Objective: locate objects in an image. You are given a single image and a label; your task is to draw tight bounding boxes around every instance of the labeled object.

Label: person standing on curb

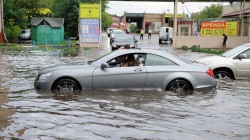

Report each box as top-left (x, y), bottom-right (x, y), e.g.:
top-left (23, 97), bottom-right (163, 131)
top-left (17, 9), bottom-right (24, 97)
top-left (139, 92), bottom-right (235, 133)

top-left (222, 33), bottom-right (227, 50)
top-left (148, 29), bottom-right (152, 39)
top-left (140, 29), bottom-right (144, 40)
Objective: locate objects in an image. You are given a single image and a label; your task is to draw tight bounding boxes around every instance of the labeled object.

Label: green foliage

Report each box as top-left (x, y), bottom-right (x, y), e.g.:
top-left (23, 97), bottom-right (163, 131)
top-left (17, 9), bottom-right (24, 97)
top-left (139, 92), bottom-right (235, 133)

top-left (3, 0), bottom-right (52, 29)
top-left (51, 0), bottom-right (109, 37)
top-left (192, 4), bottom-right (222, 19)
top-left (190, 45), bottom-right (224, 55)
top-left (0, 44), bottom-right (23, 51)
top-left (129, 24), bottom-right (136, 33)
top-left (63, 46), bottom-right (79, 57)
top-left (3, 0), bottom-right (29, 29)
top-left (5, 19), bottom-right (22, 39)
top-left (181, 45), bottom-right (188, 50)
top-left (102, 12), bottom-right (113, 29)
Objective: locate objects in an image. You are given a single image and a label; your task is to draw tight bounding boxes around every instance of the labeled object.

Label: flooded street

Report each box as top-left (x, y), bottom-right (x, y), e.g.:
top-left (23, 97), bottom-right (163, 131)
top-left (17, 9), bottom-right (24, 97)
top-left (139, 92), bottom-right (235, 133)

top-left (0, 33), bottom-right (250, 139)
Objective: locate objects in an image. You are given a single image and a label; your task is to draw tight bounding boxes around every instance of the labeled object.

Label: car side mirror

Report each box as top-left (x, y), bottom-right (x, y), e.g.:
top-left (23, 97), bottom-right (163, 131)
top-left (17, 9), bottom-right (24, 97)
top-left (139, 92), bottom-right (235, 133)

top-left (239, 53), bottom-right (246, 59)
top-left (135, 40), bottom-right (138, 43)
top-left (100, 63), bottom-right (109, 70)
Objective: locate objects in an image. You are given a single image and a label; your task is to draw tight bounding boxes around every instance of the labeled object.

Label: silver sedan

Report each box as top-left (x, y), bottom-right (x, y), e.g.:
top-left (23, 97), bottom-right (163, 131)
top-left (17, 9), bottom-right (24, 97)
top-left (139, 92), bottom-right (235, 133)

top-left (34, 49), bottom-right (217, 94)
top-left (195, 43), bottom-right (250, 80)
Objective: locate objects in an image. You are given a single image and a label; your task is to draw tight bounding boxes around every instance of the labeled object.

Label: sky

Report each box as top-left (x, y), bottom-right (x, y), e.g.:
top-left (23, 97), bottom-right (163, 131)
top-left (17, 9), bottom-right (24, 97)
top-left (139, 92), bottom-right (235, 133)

top-left (107, 1), bottom-right (230, 17)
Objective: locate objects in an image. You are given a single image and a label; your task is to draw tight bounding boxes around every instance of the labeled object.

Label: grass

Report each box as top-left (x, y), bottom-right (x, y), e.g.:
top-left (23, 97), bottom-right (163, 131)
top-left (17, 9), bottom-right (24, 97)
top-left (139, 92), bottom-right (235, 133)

top-left (0, 40), bottom-right (81, 57)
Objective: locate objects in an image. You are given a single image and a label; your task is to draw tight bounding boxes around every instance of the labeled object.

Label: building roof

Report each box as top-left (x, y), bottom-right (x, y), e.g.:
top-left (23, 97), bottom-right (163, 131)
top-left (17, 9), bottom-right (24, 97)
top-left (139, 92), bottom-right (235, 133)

top-left (31, 17), bottom-right (64, 27)
top-left (223, 8), bottom-right (250, 18)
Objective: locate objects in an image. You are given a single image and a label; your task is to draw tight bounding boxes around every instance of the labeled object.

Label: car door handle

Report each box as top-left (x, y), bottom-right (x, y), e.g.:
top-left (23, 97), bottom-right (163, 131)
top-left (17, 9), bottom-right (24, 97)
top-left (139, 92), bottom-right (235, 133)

top-left (134, 68), bottom-right (143, 72)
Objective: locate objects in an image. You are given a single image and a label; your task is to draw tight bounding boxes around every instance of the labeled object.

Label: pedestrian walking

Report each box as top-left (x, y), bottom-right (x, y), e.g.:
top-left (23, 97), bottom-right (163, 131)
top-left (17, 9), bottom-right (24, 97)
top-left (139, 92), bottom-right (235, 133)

top-left (222, 33), bottom-right (227, 50)
top-left (140, 29), bottom-right (144, 40)
top-left (148, 29), bottom-right (152, 39)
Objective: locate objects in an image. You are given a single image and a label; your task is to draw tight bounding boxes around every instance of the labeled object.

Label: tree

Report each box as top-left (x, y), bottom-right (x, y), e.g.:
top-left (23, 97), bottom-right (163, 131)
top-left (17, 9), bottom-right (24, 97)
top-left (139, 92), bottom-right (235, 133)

top-left (3, 0), bottom-right (28, 29)
top-left (3, 0), bottom-right (52, 29)
top-left (51, 0), bottom-right (112, 37)
top-left (192, 4), bottom-right (222, 19)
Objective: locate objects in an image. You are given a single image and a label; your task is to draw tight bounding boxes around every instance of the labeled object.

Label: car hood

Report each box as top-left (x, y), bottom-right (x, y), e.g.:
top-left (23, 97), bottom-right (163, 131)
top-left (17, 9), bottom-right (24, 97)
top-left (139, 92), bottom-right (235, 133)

top-left (195, 55), bottom-right (228, 64)
top-left (115, 42), bottom-right (133, 45)
top-left (38, 63), bottom-right (93, 74)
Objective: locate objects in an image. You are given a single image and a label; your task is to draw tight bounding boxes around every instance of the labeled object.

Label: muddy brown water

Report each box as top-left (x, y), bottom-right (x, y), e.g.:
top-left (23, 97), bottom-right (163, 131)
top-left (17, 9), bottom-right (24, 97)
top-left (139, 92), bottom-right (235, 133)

top-left (0, 34), bottom-right (250, 139)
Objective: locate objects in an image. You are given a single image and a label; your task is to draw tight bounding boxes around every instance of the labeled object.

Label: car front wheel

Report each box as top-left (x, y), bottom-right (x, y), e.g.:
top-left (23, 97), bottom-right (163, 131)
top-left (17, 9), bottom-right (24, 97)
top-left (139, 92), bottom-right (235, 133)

top-left (214, 71), bottom-right (231, 80)
top-left (52, 78), bottom-right (81, 94)
top-left (167, 79), bottom-right (193, 94)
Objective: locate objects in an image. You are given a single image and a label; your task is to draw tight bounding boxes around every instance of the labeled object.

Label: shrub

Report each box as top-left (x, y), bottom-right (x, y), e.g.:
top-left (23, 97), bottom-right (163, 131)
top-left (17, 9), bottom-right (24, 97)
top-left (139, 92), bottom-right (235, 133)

top-left (5, 19), bottom-right (22, 39)
top-left (181, 45), bottom-right (188, 50)
top-left (63, 46), bottom-right (79, 57)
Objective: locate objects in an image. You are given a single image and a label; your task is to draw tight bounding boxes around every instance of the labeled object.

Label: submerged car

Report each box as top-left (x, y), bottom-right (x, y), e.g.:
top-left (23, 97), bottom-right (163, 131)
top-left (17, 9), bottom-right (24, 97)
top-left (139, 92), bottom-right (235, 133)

top-left (195, 43), bottom-right (250, 80)
top-left (34, 49), bottom-right (217, 94)
top-left (111, 34), bottom-right (138, 51)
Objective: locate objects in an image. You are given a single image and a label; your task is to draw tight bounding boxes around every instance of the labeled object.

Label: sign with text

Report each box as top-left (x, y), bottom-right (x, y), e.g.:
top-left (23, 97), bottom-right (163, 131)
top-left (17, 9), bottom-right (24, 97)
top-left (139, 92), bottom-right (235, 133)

top-left (201, 22), bottom-right (238, 36)
top-left (79, 4), bottom-right (100, 18)
top-left (165, 14), bottom-right (184, 18)
top-left (80, 19), bottom-right (100, 43)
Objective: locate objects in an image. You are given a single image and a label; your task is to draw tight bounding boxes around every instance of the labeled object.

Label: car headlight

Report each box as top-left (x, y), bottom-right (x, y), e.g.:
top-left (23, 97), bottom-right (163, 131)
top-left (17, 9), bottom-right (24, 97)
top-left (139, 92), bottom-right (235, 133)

top-left (39, 72), bottom-right (52, 80)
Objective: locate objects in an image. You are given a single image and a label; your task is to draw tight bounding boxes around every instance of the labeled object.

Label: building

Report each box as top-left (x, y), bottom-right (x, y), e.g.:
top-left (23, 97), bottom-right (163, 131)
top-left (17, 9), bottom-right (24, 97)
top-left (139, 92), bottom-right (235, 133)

top-left (31, 17), bottom-right (64, 44)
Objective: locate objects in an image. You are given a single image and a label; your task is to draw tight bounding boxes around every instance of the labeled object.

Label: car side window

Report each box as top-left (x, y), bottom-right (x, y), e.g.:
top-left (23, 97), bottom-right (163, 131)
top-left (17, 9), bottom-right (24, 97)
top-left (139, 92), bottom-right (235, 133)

top-left (107, 53), bottom-right (142, 68)
top-left (145, 54), bottom-right (177, 66)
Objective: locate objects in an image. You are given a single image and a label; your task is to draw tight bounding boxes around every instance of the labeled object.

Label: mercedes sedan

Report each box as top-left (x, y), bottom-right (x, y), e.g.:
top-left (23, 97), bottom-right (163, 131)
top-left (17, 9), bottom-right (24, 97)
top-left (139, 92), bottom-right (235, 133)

top-left (195, 43), bottom-right (250, 80)
top-left (34, 49), bottom-right (217, 94)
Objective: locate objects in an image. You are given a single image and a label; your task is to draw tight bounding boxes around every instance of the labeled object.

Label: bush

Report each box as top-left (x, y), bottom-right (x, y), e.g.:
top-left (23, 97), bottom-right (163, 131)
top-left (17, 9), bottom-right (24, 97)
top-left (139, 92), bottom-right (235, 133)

top-left (181, 45), bottom-right (188, 50)
top-left (5, 25), bottom-right (22, 39)
top-left (190, 45), bottom-right (224, 55)
top-left (5, 19), bottom-right (22, 39)
top-left (63, 46), bottom-right (79, 57)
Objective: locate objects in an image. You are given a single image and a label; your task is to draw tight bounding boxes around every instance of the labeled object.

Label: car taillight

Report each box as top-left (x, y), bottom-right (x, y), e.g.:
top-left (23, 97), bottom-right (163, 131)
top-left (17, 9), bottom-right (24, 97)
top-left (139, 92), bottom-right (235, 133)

top-left (206, 69), bottom-right (214, 77)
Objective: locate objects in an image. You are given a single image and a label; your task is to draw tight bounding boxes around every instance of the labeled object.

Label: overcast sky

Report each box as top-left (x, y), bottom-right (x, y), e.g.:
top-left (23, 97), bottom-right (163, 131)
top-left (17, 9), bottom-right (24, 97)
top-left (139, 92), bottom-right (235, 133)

top-left (107, 2), bottom-right (230, 16)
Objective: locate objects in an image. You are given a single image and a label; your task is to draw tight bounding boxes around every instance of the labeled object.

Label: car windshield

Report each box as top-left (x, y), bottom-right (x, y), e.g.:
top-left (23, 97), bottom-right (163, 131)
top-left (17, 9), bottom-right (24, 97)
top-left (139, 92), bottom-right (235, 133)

top-left (115, 36), bottom-right (133, 43)
top-left (89, 51), bottom-right (118, 65)
top-left (221, 45), bottom-right (248, 58)
top-left (112, 30), bottom-right (124, 34)
top-left (22, 30), bottom-right (30, 33)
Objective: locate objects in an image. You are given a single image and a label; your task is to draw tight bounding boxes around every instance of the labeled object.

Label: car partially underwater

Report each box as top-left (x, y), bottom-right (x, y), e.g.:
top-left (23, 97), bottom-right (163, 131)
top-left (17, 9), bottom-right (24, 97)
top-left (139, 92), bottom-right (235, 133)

top-left (34, 49), bottom-right (217, 94)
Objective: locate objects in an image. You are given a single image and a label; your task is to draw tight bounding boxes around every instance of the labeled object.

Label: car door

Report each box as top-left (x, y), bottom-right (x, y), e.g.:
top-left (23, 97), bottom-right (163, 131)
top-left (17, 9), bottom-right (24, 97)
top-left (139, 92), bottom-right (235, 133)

top-left (143, 54), bottom-right (179, 90)
top-left (236, 49), bottom-right (250, 79)
top-left (92, 53), bottom-right (147, 90)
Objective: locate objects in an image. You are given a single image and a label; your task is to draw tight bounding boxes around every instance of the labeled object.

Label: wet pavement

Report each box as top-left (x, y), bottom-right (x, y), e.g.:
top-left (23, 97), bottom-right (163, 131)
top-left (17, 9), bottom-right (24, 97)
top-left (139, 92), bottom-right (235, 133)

top-left (0, 33), bottom-right (250, 139)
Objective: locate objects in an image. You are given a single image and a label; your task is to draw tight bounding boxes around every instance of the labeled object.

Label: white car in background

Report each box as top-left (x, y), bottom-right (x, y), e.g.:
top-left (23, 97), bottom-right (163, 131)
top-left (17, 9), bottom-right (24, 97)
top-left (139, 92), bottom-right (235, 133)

top-left (195, 43), bottom-right (250, 80)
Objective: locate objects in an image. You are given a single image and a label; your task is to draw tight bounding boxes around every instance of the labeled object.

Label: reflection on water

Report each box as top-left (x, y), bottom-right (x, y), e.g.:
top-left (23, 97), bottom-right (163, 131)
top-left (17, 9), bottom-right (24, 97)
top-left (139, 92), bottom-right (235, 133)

top-left (0, 48), bottom-right (250, 140)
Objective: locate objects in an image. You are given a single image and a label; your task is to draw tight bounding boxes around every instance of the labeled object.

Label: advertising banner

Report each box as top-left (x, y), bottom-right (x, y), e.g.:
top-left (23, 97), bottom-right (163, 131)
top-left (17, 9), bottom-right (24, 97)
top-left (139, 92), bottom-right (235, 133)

top-left (201, 22), bottom-right (238, 36)
top-left (80, 19), bottom-right (100, 43)
top-left (79, 4), bottom-right (100, 18)
top-left (226, 22), bottom-right (238, 36)
top-left (165, 14), bottom-right (184, 18)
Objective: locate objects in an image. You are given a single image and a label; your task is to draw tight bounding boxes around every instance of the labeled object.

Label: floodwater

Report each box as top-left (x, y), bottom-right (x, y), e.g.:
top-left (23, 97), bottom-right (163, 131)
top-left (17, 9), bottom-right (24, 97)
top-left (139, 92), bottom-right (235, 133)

top-left (0, 34), bottom-right (250, 140)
